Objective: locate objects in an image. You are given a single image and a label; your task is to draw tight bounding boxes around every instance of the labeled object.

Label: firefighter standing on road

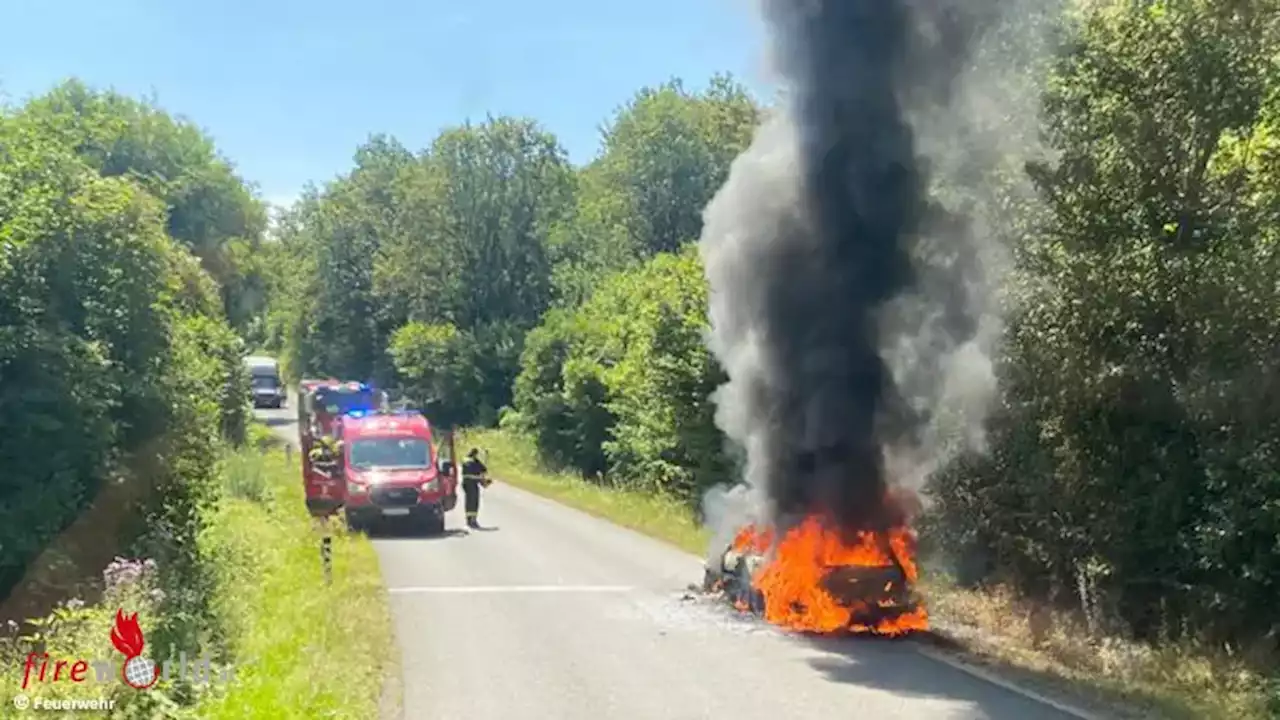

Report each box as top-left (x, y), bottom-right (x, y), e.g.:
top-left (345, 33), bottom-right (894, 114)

top-left (461, 448), bottom-right (489, 529)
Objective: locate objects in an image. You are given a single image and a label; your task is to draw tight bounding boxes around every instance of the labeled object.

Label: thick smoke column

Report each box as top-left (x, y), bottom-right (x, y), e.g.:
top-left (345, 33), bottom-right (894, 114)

top-left (700, 0), bottom-right (1046, 552)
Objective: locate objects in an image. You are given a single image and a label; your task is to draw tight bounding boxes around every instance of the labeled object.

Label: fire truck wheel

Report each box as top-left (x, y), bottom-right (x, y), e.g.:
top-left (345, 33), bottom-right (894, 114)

top-left (419, 512), bottom-right (446, 536)
top-left (344, 511), bottom-right (365, 534)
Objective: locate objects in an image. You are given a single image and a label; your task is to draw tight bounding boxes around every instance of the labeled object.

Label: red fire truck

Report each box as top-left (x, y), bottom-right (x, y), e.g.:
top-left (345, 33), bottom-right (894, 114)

top-left (335, 409), bottom-right (458, 534)
top-left (297, 378), bottom-right (337, 442)
top-left (298, 380), bottom-right (387, 518)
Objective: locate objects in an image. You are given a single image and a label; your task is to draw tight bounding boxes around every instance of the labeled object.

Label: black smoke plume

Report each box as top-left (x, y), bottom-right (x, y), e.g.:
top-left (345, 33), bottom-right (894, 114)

top-left (699, 0), bottom-right (1027, 545)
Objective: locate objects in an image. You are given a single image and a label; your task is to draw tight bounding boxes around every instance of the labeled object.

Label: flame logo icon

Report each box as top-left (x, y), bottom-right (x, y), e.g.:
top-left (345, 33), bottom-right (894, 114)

top-left (110, 609), bottom-right (158, 690)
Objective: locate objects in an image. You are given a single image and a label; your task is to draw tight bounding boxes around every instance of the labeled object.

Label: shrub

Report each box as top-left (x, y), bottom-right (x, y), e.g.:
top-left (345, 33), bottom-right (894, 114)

top-left (513, 247), bottom-right (730, 502)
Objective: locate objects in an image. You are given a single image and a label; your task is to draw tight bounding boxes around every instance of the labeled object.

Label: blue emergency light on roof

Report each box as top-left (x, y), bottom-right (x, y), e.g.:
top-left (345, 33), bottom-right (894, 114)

top-left (343, 407), bottom-right (418, 419)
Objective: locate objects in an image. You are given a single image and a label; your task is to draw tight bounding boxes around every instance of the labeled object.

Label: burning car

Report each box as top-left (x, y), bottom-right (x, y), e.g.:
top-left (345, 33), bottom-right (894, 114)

top-left (703, 490), bottom-right (928, 636)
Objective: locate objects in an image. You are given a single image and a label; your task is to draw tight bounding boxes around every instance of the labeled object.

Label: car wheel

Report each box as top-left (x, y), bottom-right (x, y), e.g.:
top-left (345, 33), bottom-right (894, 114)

top-left (421, 511), bottom-right (446, 536)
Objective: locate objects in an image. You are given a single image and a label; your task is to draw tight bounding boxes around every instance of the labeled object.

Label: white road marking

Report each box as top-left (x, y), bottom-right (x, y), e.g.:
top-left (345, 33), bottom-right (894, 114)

top-left (914, 646), bottom-right (1105, 720)
top-left (388, 584), bottom-right (635, 595)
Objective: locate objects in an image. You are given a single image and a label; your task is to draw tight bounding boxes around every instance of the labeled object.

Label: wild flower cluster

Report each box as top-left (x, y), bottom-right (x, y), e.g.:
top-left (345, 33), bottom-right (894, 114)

top-left (103, 557), bottom-right (164, 604)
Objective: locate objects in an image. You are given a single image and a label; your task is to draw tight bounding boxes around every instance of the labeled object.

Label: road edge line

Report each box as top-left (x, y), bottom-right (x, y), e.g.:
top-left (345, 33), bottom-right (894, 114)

top-left (914, 644), bottom-right (1107, 720)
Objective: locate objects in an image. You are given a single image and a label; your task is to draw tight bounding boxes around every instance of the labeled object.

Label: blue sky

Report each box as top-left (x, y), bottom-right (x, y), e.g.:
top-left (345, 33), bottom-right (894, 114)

top-left (1, 0), bottom-right (768, 208)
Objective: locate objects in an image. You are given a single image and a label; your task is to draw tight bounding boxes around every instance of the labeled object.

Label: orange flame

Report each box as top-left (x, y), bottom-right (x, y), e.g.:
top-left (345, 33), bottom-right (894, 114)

top-left (110, 609), bottom-right (145, 658)
top-left (731, 493), bottom-right (929, 636)
top-left (731, 524), bottom-right (774, 554)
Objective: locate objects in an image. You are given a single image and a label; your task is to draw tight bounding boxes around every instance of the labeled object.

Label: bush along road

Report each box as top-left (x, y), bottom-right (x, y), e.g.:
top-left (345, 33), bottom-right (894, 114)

top-left (0, 426), bottom-right (393, 720)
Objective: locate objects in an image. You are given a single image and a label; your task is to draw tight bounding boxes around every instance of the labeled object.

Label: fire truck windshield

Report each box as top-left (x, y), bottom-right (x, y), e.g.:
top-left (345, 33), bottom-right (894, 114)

top-left (349, 438), bottom-right (432, 470)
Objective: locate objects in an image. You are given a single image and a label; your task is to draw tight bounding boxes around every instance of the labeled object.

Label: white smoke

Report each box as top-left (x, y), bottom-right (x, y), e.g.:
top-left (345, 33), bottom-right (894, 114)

top-left (878, 0), bottom-right (1058, 501)
top-left (699, 110), bottom-right (808, 564)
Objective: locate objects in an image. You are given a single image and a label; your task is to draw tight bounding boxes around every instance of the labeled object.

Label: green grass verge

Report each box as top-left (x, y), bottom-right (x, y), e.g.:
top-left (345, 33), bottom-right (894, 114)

top-left (195, 447), bottom-right (392, 719)
top-left (461, 427), bottom-right (710, 555)
top-left (458, 427), bottom-right (1277, 720)
top-left (0, 440), bottom-right (393, 720)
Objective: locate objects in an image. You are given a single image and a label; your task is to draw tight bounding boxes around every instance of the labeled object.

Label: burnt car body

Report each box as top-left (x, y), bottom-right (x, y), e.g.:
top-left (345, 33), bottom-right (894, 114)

top-left (702, 535), bottom-right (922, 631)
top-left (703, 545), bottom-right (768, 613)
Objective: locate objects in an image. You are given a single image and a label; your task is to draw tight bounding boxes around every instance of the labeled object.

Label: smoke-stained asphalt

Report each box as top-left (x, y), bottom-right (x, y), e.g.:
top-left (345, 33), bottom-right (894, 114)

top-left (259, 403), bottom-right (1092, 720)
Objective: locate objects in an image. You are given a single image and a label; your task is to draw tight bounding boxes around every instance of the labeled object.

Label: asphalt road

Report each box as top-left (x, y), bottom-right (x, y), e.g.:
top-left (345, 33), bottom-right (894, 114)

top-left (256, 402), bottom-right (1086, 720)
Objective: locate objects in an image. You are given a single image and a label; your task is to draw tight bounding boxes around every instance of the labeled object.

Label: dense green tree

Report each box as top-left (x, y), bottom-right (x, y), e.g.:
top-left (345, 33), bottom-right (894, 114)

top-left (549, 75), bottom-right (760, 305)
top-left (513, 247), bottom-right (729, 500)
top-left (928, 0), bottom-right (1280, 649)
top-left (512, 307), bottom-right (615, 477)
top-left (380, 117), bottom-right (575, 331)
top-left (388, 321), bottom-right (481, 430)
top-left (265, 119), bottom-right (574, 422)
top-left (267, 136), bottom-right (414, 383)
top-left (14, 80), bottom-right (269, 331)
top-left (0, 95), bottom-right (249, 612)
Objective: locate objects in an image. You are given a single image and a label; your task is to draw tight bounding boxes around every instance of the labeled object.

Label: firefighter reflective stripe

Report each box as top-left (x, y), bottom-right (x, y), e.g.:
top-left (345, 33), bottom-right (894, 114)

top-left (309, 436), bottom-right (342, 463)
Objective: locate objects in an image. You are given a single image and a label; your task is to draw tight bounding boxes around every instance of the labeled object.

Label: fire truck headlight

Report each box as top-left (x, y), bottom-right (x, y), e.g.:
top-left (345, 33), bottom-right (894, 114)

top-left (347, 482), bottom-right (368, 495)
top-left (420, 479), bottom-right (438, 492)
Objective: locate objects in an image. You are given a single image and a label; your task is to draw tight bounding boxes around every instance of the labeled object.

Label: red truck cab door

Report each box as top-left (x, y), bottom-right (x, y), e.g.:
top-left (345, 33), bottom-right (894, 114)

top-left (300, 384), bottom-right (346, 518)
top-left (304, 446), bottom-right (347, 519)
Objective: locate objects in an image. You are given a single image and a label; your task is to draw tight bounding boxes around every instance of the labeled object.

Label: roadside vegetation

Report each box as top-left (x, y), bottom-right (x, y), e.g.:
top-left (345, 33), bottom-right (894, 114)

top-left (193, 436), bottom-right (391, 720)
top-left (0, 81), bottom-right (389, 718)
top-left (5, 0), bottom-right (1280, 718)
top-left (0, 433), bottom-right (392, 719)
top-left (462, 428), bottom-right (710, 555)
top-left (0, 79), bottom-right (261, 626)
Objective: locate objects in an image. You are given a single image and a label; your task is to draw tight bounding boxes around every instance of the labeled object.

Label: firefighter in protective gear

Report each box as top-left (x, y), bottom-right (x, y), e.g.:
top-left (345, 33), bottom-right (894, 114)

top-left (309, 436), bottom-right (343, 473)
top-left (461, 448), bottom-right (489, 529)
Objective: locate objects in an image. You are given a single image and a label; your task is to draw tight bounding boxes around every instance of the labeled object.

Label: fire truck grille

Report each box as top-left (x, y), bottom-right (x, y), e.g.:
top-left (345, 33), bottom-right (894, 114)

top-left (371, 486), bottom-right (419, 508)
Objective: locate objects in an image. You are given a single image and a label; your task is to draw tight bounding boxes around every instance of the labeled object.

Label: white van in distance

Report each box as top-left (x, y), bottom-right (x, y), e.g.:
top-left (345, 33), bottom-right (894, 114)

top-left (245, 356), bottom-right (285, 409)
